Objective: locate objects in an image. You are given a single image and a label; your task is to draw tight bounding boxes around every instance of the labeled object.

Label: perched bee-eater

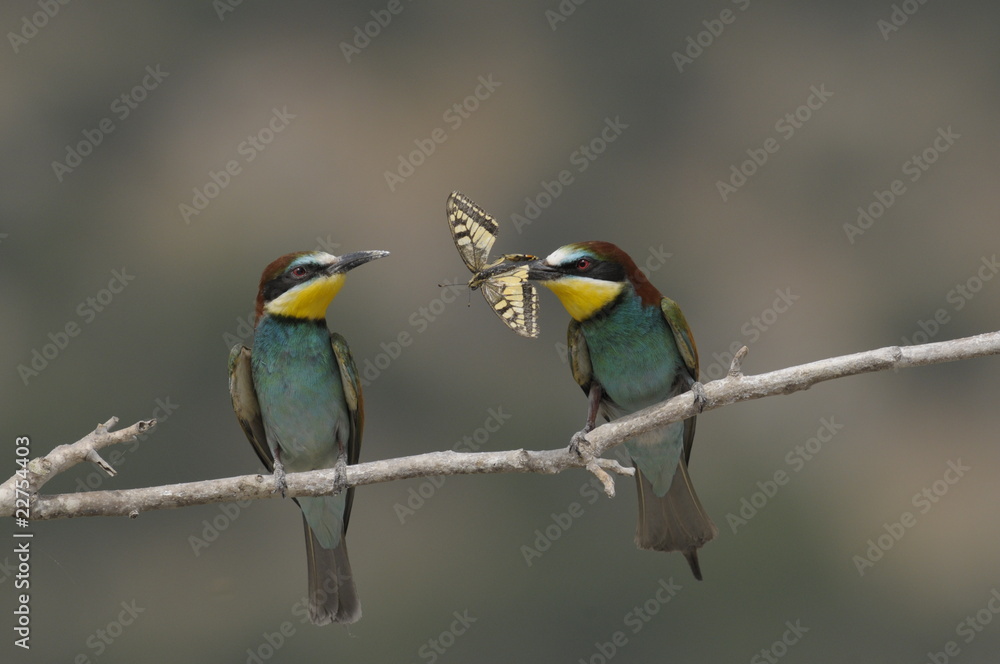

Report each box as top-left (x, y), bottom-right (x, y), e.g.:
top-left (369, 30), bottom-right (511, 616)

top-left (527, 242), bottom-right (718, 579)
top-left (228, 249), bottom-right (388, 624)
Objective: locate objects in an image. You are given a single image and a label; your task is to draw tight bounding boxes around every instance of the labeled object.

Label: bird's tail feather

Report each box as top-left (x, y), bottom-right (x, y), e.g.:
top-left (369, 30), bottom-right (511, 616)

top-left (634, 459), bottom-right (718, 580)
top-left (303, 516), bottom-right (361, 625)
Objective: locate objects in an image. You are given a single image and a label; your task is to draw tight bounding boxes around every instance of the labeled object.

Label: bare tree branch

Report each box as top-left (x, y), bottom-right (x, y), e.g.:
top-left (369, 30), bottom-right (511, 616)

top-left (4, 331), bottom-right (999, 521)
top-left (583, 330), bottom-right (1000, 460)
top-left (0, 417), bottom-right (154, 511)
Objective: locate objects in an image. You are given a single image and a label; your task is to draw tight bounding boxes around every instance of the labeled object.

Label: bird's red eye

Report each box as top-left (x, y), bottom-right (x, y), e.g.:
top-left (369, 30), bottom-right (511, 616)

top-left (575, 258), bottom-right (591, 270)
top-left (290, 266), bottom-right (308, 278)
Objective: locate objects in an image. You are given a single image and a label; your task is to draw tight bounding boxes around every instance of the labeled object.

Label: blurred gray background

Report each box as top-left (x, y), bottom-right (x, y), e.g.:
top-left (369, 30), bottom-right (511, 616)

top-left (3, 1), bottom-right (999, 662)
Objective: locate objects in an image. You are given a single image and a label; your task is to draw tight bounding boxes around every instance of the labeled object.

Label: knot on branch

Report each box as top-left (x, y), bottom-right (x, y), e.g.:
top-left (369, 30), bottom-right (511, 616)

top-left (891, 346), bottom-right (904, 363)
top-left (27, 457), bottom-right (52, 479)
top-left (8, 329), bottom-right (1000, 520)
top-left (727, 345), bottom-right (749, 378)
top-left (584, 457), bottom-right (634, 498)
top-left (94, 416), bottom-right (119, 436)
top-left (86, 449), bottom-right (117, 477)
top-left (566, 430), bottom-right (634, 498)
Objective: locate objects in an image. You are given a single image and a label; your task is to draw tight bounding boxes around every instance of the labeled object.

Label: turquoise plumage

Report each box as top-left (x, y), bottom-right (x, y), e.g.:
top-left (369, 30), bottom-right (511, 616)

top-left (529, 242), bottom-right (718, 579)
top-left (229, 249), bottom-right (386, 624)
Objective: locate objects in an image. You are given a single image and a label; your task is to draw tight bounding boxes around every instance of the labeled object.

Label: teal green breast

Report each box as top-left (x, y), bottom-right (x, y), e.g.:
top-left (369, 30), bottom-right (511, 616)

top-left (581, 294), bottom-right (682, 410)
top-left (251, 315), bottom-right (349, 548)
top-left (580, 293), bottom-right (686, 495)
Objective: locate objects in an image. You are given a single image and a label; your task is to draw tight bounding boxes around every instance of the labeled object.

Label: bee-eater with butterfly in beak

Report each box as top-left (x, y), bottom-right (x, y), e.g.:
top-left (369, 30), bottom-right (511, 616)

top-left (527, 242), bottom-right (718, 580)
top-left (228, 249), bottom-right (388, 624)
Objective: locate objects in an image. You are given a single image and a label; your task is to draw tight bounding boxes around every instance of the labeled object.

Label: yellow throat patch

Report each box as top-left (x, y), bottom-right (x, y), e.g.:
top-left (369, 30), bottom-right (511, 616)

top-left (264, 273), bottom-right (346, 320)
top-left (542, 276), bottom-right (624, 322)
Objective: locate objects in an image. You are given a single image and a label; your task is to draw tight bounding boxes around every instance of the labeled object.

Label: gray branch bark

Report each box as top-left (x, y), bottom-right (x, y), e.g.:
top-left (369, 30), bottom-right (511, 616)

top-left (4, 330), bottom-right (999, 521)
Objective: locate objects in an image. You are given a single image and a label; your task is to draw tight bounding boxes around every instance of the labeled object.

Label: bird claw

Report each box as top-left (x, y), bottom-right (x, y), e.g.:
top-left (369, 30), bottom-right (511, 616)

top-left (691, 381), bottom-right (708, 413)
top-left (272, 460), bottom-right (288, 498)
top-left (569, 428), bottom-right (594, 458)
top-left (332, 458), bottom-right (349, 496)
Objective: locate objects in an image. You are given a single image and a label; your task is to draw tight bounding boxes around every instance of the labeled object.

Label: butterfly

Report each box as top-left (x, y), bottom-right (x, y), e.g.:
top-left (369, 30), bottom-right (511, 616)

top-left (445, 191), bottom-right (540, 338)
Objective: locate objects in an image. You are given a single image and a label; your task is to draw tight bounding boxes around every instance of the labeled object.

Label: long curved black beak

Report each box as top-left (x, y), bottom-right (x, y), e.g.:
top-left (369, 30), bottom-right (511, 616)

top-left (326, 250), bottom-right (390, 275)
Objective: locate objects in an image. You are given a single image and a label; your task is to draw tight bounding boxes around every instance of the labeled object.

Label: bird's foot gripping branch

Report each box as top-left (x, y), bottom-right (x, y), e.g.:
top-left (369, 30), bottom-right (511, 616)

top-left (4, 330), bottom-right (1000, 522)
top-left (0, 422), bottom-right (637, 522)
top-left (4, 329), bottom-right (1000, 635)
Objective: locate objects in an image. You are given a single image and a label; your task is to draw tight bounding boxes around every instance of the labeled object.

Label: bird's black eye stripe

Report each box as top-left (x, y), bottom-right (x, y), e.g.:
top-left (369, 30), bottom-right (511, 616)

top-left (559, 257), bottom-right (625, 282)
top-left (262, 263), bottom-right (321, 301)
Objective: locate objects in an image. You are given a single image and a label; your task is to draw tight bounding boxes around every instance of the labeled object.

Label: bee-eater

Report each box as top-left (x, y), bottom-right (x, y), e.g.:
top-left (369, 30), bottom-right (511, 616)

top-left (228, 249), bottom-right (388, 624)
top-left (526, 242), bottom-right (718, 579)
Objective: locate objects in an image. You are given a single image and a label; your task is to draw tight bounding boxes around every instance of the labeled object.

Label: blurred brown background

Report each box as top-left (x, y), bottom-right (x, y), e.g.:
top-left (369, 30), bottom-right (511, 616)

top-left (3, 1), bottom-right (999, 662)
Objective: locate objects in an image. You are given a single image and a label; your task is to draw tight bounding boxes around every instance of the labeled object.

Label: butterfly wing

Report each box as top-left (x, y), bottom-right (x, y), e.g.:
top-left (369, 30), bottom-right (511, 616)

top-left (478, 264), bottom-right (540, 338)
top-left (446, 191), bottom-right (539, 337)
top-left (446, 191), bottom-right (498, 273)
